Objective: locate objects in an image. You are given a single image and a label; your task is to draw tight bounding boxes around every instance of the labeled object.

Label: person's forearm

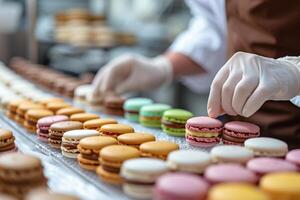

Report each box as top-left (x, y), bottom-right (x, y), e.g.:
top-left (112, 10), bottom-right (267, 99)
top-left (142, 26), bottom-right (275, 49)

top-left (165, 52), bottom-right (206, 77)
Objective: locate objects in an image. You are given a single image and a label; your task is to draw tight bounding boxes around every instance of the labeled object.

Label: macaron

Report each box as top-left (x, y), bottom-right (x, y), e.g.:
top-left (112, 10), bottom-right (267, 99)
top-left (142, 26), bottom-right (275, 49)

top-left (6, 99), bottom-right (29, 120)
top-left (154, 173), bottom-right (209, 200)
top-left (139, 141), bottom-right (179, 160)
top-left (286, 149), bottom-right (300, 170)
top-left (210, 145), bottom-right (254, 164)
top-left (77, 136), bottom-right (118, 171)
top-left (0, 129), bottom-right (17, 153)
top-left (121, 158), bottom-right (169, 199)
top-left (24, 109), bottom-right (54, 133)
top-left (103, 95), bottom-right (125, 116)
top-left (204, 163), bottom-right (258, 184)
top-left (139, 103), bottom-right (171, 128)
top-left (100, 124), bottom-right (134, 138)
top-left (260, 172), bottom-right (300, 200)
top-left (36, 115), bottom-right (69, 142)
top-left (162, 109), bottom-right (193, 137)
top-left (48, 121), bottom-right (83, 149)
top-left (61, 129), bottom-right (100, 158)
top-left (25, 188), bottom-right (80, 200)
top-left (166, 150), bottom-right (211, 174)
top-left (0, 153), bottom-right (47, 199)
top-left (117, 133), bottom-right (156, 149)
top-left (247, 157), bottom-right (297, 176)
top-left (223, 121), bottom-right (260, 145)
top-left (46, 102), bottom-right (71, 113)
top-left (38, 97), bottom-right (64, 106)
top-left (208, 183), bottom-right (269, 200)
top-left (185, 116), bottom-right (222, 147)
top-left (56, 107), bottom-right (85, 117)
top-left (16, 103), bottom-right (44, 124)
top-left (244, 137), bottom-right (288, 157)
top-left (97, 145), bottom-right (140, 184)
top-left (70, 113), bottom-right (99, 123)
top-left (83, 118), bottom-right (118, 132)
top-left (123, 98), bottom-right (153, 122)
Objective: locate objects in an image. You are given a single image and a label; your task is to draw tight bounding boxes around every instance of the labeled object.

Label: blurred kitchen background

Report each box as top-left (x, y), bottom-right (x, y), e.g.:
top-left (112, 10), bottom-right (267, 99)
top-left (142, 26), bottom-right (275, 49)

top-left (0, 0), bottom-right (208, 115)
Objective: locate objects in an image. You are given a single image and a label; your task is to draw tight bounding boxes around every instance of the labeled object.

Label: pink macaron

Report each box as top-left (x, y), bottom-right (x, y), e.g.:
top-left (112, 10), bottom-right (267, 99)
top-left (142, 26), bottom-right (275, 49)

top-left (247, 157), bottom-right (298, 176)
top-left (204, 163), bottom-right (257, 184)
top-left (222, 121), bottom-right (260, 146)
top-left (36, 115), bottom-right (68, 142)
top-left (154, 173), bottom-right (209, 200)
top-left (286, 149), bottom-right (300, 170)
top-left (185, 116), bottom-right (222, 148)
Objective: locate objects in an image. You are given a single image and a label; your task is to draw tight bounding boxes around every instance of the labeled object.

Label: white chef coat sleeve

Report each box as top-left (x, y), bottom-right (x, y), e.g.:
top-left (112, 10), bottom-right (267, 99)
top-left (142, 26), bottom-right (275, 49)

top-left (169, 0), bottom-right (227, 94)
top-left (278, 56), bottom-right (300, 107)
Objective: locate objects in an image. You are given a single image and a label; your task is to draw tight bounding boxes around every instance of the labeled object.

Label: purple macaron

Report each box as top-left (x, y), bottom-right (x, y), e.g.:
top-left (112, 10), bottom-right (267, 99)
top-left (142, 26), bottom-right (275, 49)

top-left (286, 149), bottom-right (300, 171)
top-left (204, 163), bottom-right (257, 184)
top-left (247, 157), bottom-right (298, 176)
top-left (36, 115), bottom-right (68, 142)
top-left (154, 173), bottom-right (209, 200)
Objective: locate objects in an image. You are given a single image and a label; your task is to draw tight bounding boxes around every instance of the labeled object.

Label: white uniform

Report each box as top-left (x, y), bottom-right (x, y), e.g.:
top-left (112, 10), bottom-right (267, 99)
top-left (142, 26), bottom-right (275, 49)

top-left (170, 0), bottom-right (227, 94)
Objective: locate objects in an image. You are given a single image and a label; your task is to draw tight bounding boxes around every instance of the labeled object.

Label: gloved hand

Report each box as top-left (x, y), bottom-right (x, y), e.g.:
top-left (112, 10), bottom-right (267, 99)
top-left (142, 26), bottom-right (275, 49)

top-left (208, 52), bottom-right (300, 118)
top-left (92, 54), bottom-right (173, 96)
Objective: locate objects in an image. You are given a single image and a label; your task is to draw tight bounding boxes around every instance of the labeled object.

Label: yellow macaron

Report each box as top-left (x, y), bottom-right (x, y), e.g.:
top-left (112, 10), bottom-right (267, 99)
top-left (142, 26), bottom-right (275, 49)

top-left (260, 172), bottom-right (300, 200)
top-left (208, 183), bottom-right (269, 200)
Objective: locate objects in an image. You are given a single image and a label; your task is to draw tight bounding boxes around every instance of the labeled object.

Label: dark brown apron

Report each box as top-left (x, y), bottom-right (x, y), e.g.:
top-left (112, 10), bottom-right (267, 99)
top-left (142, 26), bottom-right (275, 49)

top-left (226, 0), bottom-right (300, 148)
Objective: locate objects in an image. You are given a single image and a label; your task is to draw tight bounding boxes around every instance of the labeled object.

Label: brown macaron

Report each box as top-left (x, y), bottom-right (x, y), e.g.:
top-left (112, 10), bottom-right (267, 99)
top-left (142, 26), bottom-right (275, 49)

top-left (0, 129), bottom-right (17, 153)
top-left (83, 118), bottom-right (118, 132)
top-left (139, 141), bottom-right (179, 160)
top-left (48, 121), bottom-right (83, 149)
top-left (0, 153), bottom-right (47, 199)
top-left (70, 113), bottom-right (99, 123)
top-left (100, 124), bottom-right (134, 138)
top-left (24, 109), bottom-right (54, 133)
top-left (103, 96), bottom-right (125, 116)
top-left (117, 133), bottom-right (156, 149)
top-left (56, 107), bottom-right (85, 117)
top-left (77, 136), bottom-right (118, 171)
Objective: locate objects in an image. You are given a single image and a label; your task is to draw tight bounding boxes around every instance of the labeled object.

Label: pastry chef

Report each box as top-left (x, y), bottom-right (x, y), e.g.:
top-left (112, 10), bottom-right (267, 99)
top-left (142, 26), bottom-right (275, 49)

top-left (92, 0), bottom-right (300, 147)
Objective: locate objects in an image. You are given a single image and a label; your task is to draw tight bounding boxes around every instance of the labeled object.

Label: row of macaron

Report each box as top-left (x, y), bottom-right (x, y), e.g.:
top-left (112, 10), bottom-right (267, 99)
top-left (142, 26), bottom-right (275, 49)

top-left (123, 98), bottom-right (263, 148)
top-left (9, 57), bottom-right (93, 98)
top-left (83, 96), bottom-right (262, 149)
top-left (2, 125), bottom-right (300, 200)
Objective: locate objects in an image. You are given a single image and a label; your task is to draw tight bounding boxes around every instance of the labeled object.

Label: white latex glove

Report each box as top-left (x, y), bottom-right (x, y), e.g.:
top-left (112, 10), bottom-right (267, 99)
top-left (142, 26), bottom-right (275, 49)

top-left (208, 52), bottom-right (300, 118)
top-left (92, 54), bottom-right (173, 96)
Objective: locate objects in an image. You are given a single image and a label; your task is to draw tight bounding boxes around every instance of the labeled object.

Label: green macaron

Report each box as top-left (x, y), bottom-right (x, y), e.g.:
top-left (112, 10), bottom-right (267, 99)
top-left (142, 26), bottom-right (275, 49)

top-left (139, 103), bottom-right (172, 128)
top-left (123, 98), bottom-right (153, 122)
top-left (162, 109), bottom-right (193, 137)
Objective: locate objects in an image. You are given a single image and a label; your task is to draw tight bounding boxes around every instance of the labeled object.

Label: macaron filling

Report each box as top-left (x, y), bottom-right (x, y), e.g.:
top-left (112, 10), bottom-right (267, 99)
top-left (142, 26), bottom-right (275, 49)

top-left (81, 152), bottom-right (99, 161)
top-left (223, 129), bottom-right (259, 138)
